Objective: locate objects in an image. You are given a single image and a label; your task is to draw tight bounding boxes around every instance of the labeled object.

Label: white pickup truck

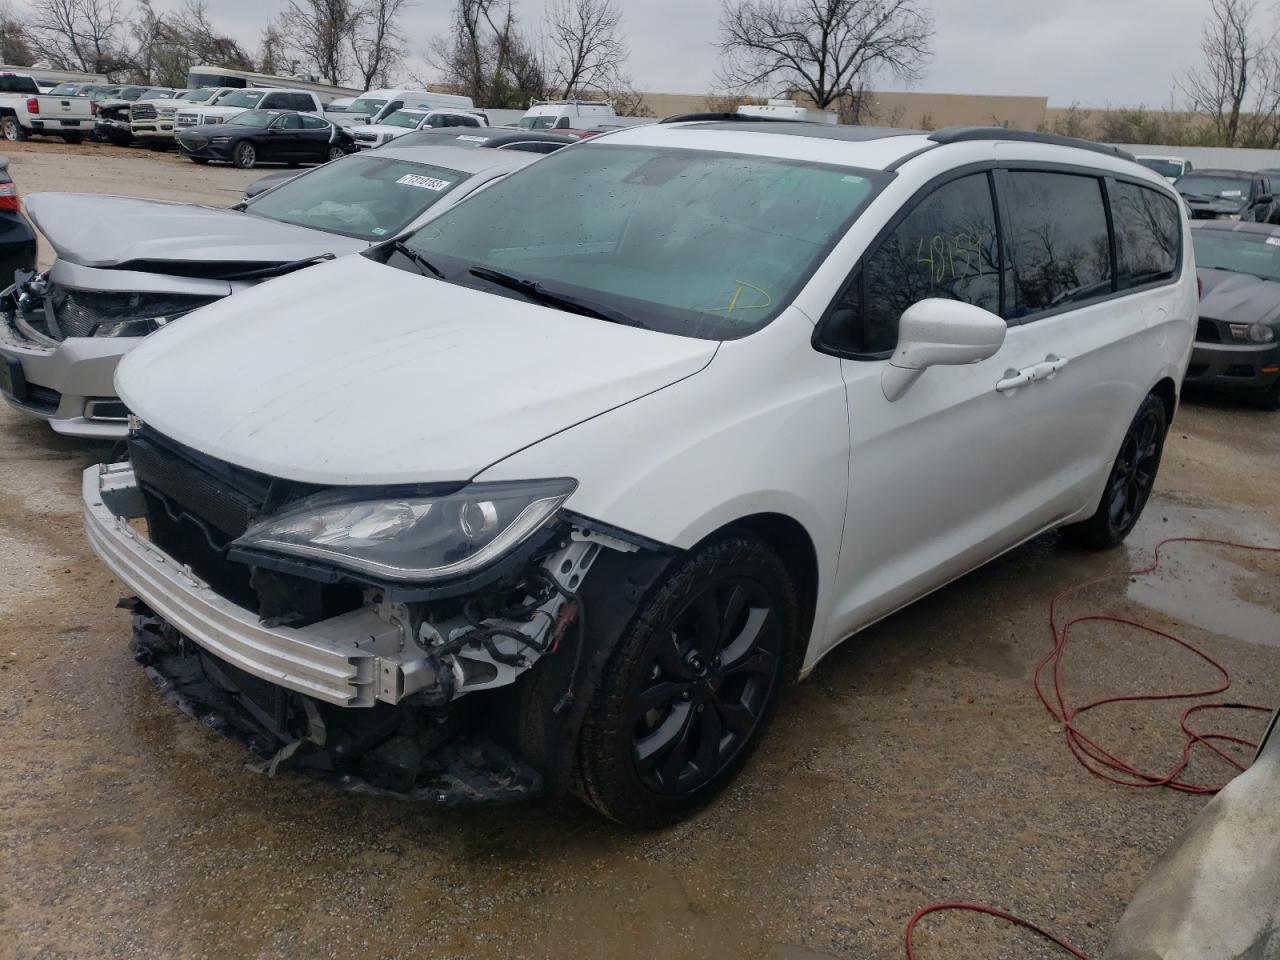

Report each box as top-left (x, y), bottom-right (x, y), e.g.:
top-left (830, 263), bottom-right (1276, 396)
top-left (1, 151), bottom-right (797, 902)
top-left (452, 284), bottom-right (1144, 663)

top-left (0, 72), bottom-right (97, 143)
top-left (176, 88), bottom-right (346, 130)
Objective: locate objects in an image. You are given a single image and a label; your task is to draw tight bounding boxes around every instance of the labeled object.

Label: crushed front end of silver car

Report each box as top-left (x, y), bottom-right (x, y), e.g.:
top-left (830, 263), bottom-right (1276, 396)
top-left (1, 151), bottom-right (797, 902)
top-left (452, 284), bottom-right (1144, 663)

top-left (0, 268), bottom-right (225, 436)
top-left (84, 426), bottom-right (663, 805)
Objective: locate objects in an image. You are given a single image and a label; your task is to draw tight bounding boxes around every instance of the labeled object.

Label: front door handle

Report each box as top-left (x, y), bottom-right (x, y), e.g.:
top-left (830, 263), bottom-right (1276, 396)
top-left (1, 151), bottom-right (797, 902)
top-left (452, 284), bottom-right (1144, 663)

top-left (996, 369), bottom-right (1033, 394)
top-left (1029, 354), bottom-right (1070, 382)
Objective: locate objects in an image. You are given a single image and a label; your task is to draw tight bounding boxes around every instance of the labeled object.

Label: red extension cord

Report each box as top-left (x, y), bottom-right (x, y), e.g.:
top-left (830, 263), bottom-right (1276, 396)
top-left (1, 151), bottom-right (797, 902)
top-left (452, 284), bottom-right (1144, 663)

top-left (906, 536), bottom-right (1280, 960)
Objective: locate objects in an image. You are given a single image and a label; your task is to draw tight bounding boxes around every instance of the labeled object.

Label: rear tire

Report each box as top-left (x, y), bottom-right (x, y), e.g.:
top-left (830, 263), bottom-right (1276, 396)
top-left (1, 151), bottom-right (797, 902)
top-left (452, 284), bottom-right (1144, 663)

top-left (232, 141), bottom-right (256, 169)
top-left (326, 145), bottom-right (347, 161)
top-left (62, 132), bottom-right (85, 144)
top-left (575, 534), bottom-right (797, 827)
top-left (1063, 393), bottom-right (1168, 549)
top-left (2, 116), bottom-right (26, 141)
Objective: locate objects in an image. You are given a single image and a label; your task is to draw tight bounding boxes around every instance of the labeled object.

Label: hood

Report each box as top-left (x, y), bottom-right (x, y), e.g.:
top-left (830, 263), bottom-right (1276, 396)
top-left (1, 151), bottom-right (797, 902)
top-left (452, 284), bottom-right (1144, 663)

top-left (116, 254), bottom-right (718, 486)
top-left (1198, 267), bottom-right (1280, 326)
top-left (24, 193), bottom-right (368, 268)
top-left (353, 123), bottom-right (404, 137)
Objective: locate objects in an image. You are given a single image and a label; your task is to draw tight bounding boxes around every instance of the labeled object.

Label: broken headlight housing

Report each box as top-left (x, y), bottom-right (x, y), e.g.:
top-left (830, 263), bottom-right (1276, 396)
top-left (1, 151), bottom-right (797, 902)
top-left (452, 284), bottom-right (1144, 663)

top-left (232, 479), bottom-right (577, 583)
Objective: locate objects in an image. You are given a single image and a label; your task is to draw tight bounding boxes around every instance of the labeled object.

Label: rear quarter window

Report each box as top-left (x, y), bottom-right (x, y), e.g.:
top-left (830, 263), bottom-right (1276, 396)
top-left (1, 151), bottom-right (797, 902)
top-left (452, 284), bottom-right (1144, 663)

top-left (1110, 182), bottom-right (1181, 289)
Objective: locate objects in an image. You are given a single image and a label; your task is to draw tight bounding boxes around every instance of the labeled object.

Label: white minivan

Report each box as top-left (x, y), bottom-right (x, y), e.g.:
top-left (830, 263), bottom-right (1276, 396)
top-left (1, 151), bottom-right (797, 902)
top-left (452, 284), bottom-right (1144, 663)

top-left (83, 121), bottom-right (1194, 825)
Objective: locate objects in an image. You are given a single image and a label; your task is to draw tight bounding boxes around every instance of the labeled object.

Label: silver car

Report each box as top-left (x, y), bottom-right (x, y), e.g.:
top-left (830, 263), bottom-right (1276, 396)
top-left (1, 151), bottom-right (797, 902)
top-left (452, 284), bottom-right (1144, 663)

top-left (0, 145), bottom-right (537, 438)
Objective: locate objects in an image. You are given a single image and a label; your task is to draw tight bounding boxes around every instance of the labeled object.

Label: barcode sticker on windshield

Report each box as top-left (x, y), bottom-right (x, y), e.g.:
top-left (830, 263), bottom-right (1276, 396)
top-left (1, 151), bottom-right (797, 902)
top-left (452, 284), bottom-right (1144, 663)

top-left (1222, 190), bottom-right (1244, 197)
top-left (1266, 237), bottom-right (1280, 246)
top-left (397, 174), bottom-right (450, 191)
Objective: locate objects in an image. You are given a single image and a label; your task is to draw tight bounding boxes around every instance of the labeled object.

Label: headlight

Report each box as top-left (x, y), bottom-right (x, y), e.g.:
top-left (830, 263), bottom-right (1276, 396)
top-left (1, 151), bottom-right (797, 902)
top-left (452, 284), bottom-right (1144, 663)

top-left (1249, 322), bottom-right (1277, 343)
top-left (94, 317), bottom-right (161, 337)
top-left (232, 479), bottom-right (577, 582)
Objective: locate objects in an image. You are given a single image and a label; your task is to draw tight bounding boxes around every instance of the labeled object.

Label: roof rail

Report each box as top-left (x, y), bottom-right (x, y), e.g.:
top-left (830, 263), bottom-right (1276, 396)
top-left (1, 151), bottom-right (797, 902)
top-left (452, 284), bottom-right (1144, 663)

top-left (927, 127), bottom-right (1136, 162)
top-left (659, 111), bottom-right (806, 124)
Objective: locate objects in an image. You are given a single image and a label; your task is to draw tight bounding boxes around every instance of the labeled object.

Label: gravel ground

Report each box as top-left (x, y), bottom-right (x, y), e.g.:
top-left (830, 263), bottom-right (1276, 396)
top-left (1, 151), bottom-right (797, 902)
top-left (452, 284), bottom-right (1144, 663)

top-left (0, 140), bottom-right (1278, 960)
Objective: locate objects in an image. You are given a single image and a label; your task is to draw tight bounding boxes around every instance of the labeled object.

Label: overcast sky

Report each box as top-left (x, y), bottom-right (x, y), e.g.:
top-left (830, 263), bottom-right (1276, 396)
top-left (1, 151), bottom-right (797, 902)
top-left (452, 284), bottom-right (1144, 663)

top-left (164, 0), bottom-right (1208, 108)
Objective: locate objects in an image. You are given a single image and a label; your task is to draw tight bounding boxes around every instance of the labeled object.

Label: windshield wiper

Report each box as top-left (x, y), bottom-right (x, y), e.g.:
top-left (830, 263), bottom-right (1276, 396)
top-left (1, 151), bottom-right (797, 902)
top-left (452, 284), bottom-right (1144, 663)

top-left (469, 266), bottom-right (648, 329)
top-left (220, 252), bottom-right (336, 281)
top-left (389, 239), bottom-right (445, 279)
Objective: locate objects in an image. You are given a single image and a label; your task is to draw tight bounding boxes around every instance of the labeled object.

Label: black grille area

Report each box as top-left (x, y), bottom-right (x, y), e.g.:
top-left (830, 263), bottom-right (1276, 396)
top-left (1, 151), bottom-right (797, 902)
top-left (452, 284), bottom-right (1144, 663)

top-left (1225, 364), bottom-right (1255, 378)
top-left (22, 384), bottom-right (60, 413)
top-left (1196, 318), bottom-right (1222, 343)
top-left (129, 429), bottom-right (358, 623)
top-left (131, 103), bottom-right (157, 121)
top-left (1185, 363), bottom-right (1209, 378)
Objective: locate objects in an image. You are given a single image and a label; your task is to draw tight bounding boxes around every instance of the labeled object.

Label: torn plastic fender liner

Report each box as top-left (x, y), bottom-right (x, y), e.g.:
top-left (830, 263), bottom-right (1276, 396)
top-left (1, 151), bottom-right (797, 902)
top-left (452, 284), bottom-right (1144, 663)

top-left (511, 542), bottom-right (678, 796)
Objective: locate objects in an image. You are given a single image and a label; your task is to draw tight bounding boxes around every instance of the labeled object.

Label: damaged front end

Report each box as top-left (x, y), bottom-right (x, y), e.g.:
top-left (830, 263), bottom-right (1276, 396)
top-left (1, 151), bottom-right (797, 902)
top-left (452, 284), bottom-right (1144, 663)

top-left (86, 426), bottom-right (655, 805)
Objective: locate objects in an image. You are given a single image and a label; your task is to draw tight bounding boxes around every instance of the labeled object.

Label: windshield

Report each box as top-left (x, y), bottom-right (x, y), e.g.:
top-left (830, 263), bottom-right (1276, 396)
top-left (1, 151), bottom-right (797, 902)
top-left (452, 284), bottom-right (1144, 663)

top-left (1176, 175), bottom-right (1252, 202)
top-left (247, 155), bottom-right (468, 240)
top-left (402, 144), bottom-right (883, 340)
top-left (518, 114), bottom-right (558, 129)
top-left (1193, 229), bottom-right (1280, 282)
top-left (138, 88), bottom-right (173, 100)
top-left (48, 83), bottom-right (79, 96)
top-left (348, 97), bottom-right (387, 117)
top-left (183, 88), bottom-right (217, 103)
top-left (218, 89), bottom-right (265, 109)
top-left (384, 110), bottom-right (426, 129)
top-left (1138, 158), bottom-right (1182, 178)
top-left (228, 110), bottom-right (278, 127)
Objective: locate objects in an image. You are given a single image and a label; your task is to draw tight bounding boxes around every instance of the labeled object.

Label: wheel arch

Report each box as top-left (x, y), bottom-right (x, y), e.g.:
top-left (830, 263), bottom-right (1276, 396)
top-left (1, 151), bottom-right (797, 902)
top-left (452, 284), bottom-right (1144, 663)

top-left (1151, 376), bottom-right (1178, 426)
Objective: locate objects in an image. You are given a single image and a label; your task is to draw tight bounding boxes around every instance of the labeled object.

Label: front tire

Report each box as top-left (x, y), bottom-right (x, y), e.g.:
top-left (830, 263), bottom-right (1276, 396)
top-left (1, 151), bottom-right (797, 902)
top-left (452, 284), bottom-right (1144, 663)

top-left (1, 116), bottom-right (26, 141)
top-left (576, 534), bottom-right (796, 827)
top-left (327, 145), bottom-right (347, 161)
top-left (1063, 393), bottom-right (1168, 549)
top-left (232, 141), bottom-right (256, 169)
top-left (1258, 378), bottom-right (1280, 411)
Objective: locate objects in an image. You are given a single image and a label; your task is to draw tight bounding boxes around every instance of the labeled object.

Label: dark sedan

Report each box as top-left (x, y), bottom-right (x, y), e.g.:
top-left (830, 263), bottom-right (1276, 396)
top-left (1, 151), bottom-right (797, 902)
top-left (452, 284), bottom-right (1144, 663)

top-left (177, 110), bottom-right (356, 169)
top-left (1175, 169), bottom-right (1279, 223)
top-left (0, 155), bottom-right (36, 285)
top-left (1188, 221), bottom-right (1280, 409)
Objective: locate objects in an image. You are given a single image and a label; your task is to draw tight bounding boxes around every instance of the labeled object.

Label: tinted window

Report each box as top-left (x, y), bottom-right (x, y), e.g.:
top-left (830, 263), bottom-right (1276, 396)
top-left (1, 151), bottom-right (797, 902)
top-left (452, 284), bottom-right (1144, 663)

top-left (299, 114), bottom-right (328, 130)
top-left (0, 75), bottom-right (38, 94)
top-left (273, 114), bottom-right (303, 130)
top-left (1003, 172), bottom-right (1112, 317)
top-left (458, 115), bottom-right (481, 127)
top-left (826, 174), bottom-right (1001, 355)
top-left (1111, 181), bottom-right (1180, 288)
top-left (404, 145), bottom-right (883, 340)
top-left (1193, 228), bottom-right (1280, 282)
top-left (229, 110), bottom-right (279, 127)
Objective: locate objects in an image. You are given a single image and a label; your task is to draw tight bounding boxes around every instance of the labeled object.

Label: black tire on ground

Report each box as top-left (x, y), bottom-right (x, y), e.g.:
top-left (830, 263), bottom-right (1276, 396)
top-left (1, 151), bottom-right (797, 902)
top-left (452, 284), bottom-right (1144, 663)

top-left (189, 156), bottom-right (209, 165)
top-left (575, 533), bottom-right (797, 827)
top-left (232, 141), bottom-right (256, 169)
top-left (1, 116), bottom-right (26, 141)
top-left (62, 133), bottom-right (85, 144)
top-left (327, 145), bottom-right (346, 161)
top-left (1062, 392), bottom-right (1169, 549)
top-left (147, 141), bottom-right (169, 152)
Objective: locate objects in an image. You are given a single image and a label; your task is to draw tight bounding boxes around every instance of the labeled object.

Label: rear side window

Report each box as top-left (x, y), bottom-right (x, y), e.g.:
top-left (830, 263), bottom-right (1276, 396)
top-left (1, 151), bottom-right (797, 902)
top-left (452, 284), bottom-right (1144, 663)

top-left (1002, 172), bottom-right (1112, 318)
top-left (298, 114), bottom-right (328, 130)
top-left (1110, 182), bottom-right (1180, 289)
top-left (825, 173), bottom-right (1002, 355)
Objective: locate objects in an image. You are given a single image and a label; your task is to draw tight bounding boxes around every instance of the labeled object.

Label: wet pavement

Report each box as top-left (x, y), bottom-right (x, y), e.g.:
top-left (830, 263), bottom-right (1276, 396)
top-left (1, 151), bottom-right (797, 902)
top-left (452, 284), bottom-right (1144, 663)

top-left (1, 144), bottom-right (1278, 960)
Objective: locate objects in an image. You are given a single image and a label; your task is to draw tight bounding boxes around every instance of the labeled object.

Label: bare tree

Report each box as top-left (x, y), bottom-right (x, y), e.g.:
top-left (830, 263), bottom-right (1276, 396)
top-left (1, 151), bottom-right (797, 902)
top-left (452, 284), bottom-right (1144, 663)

top-left (543, 0), bottom-right (628, 99)
top-left (277, 0), bottom-right (357, 84)
top-left (1180, 0), bottom-right (1258, 147)
top-left (257, 25), bottom-right (292, 75)
top-left (130, 0), bottom-right (252, 86)
top-left (716, 0), bottom-right (933, 111)
top-left (430, 0), bottom-right (545, 107)
top-left (28, 0), bottom-right (130, 74)
top-left (0, 1), bottom-right (33, 65)
top-left (350, 0), bottom-right (408, 90)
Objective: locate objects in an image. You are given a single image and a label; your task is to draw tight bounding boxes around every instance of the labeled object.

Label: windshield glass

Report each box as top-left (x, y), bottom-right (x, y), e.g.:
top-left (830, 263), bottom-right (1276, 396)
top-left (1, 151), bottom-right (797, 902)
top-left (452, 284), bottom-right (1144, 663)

top-left (384, 110), bottom-right (426, 129)
top-left (349, 97), bottom-right (387, 117)
top-left (48, 83), bottom-right (79, 96)
top-left (183, 88), bottom-right (217, 103)
top-left (228, 110), bottom-right (278, 127)
top-left (1193, 229), bottom-right (1280, 282)
top-left (218, 89), bottom-right (265, 109)
top-left (402, 144), bottom-right (883, 340)
top-left (248, 155), bottom-right (467, 240)
top-left (517, 114), bottom-right (558, 129)
top-left (1176, 175), bottom-right (1252, 201)
top-left (1138, 158), bottom-right (1182, 178)
top-left (139, 88), bottom-right (174, 100)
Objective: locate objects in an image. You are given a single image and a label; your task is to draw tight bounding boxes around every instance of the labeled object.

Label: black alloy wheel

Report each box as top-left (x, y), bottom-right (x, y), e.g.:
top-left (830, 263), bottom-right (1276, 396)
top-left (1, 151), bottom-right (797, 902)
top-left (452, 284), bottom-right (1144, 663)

top-left (1064, 392), bottom-right (1168, 549)
top-left (576, 534), bottom-right (796, 826)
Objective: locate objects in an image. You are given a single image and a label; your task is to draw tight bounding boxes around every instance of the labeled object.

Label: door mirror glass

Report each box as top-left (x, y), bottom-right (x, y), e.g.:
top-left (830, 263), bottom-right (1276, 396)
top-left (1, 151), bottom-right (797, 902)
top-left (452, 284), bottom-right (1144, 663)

top-left (882, 299), bottom-right (1007, 401)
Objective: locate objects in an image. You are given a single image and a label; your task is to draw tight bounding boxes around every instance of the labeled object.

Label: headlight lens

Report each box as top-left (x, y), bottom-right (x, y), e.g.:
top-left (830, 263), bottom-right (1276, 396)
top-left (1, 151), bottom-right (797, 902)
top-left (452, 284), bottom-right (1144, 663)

top-left (1249, 322), bottom-right (1277, 343)
top-left (232, 479), bottom-right (577, 582)
top-left (94, 317), bottom-right (161, 337)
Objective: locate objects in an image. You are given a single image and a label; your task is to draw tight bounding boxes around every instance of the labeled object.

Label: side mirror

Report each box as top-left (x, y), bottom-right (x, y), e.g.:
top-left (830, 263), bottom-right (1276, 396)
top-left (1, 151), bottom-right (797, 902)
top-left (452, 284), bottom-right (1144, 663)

top-left (881, 299), bottom-right (1007, 401)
